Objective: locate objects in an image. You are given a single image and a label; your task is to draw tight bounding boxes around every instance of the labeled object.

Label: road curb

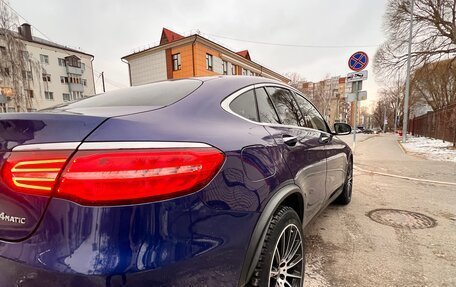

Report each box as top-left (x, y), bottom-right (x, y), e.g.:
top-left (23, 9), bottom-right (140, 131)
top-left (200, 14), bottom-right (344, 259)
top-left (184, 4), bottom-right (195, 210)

top-left (396, 138), bottom-right (408, 154)
top-left (354, 165), bottom-right (456, 186)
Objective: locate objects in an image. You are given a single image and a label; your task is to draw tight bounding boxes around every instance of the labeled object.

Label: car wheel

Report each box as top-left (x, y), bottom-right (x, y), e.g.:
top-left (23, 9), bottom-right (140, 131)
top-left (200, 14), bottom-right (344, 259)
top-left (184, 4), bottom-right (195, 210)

top-left (335, 159), bottom-right (353, 205)
top-left (249, 206), bottom-right (304, 287)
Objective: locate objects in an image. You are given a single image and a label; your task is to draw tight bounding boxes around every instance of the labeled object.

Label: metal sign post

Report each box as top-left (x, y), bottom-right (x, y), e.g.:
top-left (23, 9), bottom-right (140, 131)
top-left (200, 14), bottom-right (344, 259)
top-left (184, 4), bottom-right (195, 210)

top-left (353, 81), bottom-right (360, 151)
top-left (347, 51), bottom-right (369, 152)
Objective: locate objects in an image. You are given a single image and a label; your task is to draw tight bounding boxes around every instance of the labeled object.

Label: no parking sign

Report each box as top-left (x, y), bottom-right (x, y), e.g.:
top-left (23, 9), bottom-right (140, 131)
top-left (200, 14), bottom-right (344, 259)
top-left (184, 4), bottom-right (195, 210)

top-left (348, 51), bottom-right (369, 72)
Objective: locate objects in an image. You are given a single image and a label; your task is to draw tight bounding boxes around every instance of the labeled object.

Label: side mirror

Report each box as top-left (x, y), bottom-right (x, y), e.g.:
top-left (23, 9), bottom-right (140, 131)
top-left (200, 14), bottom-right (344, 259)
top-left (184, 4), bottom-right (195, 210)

top-left (333, 123), bottom-right (352, 135)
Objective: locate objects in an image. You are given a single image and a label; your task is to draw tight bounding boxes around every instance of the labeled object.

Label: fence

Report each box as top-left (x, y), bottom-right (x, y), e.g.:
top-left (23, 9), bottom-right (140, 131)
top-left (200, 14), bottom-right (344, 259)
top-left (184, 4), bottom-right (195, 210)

top-left (408, 103), bottom-right (456, 144)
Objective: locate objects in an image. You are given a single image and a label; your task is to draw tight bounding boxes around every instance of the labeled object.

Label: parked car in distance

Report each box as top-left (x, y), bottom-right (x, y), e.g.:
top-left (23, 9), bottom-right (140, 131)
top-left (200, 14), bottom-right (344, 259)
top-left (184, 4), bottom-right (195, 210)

top-left (363, 129), bottom-right (374, 134)
top-left (0, 76), bottom-right (353, 287)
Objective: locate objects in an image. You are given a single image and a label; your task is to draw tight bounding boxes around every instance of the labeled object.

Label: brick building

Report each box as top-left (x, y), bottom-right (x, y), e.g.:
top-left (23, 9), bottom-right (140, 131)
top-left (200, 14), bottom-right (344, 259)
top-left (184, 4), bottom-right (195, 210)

top-left (122, 28), bottom-right (289, 86)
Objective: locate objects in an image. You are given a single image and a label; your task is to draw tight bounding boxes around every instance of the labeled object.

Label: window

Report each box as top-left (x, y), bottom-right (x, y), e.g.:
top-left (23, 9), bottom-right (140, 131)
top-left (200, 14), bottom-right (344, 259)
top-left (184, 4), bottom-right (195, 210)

top-left (0, 46), bottom-right (6, 56)
top-left (242, 68), bottom-right (247, 76)
top-left (21, 51), bottom-right (29, 60)
top-left (22, 70), bottom-right (33, 81)
top-left (231, 64), bottom-right (237, 75)
top-left (206, 53), bottom-right (213, 71)
top-left (42, 73), bottom-right (51, 82)
top-left (60, 76), bottom-right (68, 84)
top-left (72, 91), bottom-right (83, 100)
top-left (172, 53), bottom-right (181, 71)
top-left (222, 60), bottom-right (228, 75)
top-left (44, 91), bottom-right (54, 100)
top-left (63, 93), bottom-right (71, 102)
top-left (229, 90), bottom-right (258, 121)
top-left (255, 88), bottom-right (280, 124)
top-left (293, 93), bottom-right (328, 132)
top-left (62, 79), bottom-right (202, 109)
top-left (58, 58), bottom-right (66, 66)
top-left (82, 79), bottom-right (87, 86)
top-left (1, 67), bottom-right (9, 77)
top-left (66, 57), bottom-right (81, 68)
top-left (266, 87), bottom-right (302, 127)
top-left (25, 90), bottom-right (34, 99)
top-left (40, 54), bottom-right (49, 64)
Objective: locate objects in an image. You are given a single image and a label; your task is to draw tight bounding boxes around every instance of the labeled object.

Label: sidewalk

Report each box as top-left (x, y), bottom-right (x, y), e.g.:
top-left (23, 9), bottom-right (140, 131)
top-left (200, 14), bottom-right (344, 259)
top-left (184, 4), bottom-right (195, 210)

top-left (353, 134), bottom-right (456, 184)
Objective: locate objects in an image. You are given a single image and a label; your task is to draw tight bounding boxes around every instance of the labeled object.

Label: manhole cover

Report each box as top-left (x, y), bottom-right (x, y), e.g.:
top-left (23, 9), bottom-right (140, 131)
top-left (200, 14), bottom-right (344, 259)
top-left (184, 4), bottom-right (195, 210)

top-left (367, 209), bottom-right (436, 229)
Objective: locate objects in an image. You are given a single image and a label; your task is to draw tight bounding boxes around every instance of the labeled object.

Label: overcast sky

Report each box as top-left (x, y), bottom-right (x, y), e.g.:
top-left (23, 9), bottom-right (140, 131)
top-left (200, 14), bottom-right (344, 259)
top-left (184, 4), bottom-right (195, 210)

top-left (10, 0), bottom-right (387, 105)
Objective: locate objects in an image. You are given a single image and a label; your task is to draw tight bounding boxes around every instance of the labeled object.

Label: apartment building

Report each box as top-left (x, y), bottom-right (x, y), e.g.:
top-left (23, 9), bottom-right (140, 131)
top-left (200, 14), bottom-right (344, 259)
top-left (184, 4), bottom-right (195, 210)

top-left (0, 23), bottom-right (95, 112)
top-left (122, 28), bottom-right (289, 86)
top-left (298, 76), bottom-right (352, 126)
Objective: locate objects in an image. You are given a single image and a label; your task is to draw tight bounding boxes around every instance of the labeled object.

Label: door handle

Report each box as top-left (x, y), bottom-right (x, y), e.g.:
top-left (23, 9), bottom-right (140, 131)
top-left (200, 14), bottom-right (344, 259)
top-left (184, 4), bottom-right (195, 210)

top-left (319, 133), bottom-right (332, 144)
top-left (282, 135), bottom-right (298, 146)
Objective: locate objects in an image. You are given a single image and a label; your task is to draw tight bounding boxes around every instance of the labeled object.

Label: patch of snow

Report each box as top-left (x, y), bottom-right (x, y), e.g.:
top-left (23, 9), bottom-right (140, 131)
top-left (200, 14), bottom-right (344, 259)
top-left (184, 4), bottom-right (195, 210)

top-left (401, 136), bottom-right (456, 162)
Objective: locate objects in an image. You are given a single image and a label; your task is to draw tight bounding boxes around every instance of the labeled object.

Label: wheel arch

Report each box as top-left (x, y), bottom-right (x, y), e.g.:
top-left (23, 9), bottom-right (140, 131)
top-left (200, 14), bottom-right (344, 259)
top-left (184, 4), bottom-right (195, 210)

top-left (238, 183), bottom-right (304, 286)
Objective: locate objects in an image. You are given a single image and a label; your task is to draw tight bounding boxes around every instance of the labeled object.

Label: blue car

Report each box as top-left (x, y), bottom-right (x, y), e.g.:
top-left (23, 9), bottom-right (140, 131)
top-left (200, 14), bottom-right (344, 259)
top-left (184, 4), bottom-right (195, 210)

top-left (0, 76), bottom-right (352, 287)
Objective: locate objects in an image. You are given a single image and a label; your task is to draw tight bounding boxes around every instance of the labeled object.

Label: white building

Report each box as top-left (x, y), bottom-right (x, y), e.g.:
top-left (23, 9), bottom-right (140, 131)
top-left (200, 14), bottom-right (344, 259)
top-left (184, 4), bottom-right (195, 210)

top-left (0, 23), bottom-right (95, 112)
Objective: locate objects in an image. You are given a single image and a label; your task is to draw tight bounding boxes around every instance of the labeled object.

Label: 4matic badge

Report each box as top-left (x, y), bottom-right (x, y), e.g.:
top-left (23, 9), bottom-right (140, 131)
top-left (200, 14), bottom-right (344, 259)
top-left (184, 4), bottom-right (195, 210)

top-left (0, 212), bottom-right (26, 225)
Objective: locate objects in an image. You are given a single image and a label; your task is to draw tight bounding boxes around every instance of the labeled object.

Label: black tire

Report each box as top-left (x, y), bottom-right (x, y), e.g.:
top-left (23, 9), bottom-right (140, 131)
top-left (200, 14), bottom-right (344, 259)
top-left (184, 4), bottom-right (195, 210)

top-left (249, 206), bottom-right (304, 287)
top-left (335, 159), bottom-right (353, 205)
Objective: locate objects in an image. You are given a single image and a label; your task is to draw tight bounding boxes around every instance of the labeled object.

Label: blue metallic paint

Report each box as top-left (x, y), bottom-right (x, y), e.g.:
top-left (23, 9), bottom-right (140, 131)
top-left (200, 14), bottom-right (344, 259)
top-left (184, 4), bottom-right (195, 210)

top-left (0, 76), bottom-right (351, 286)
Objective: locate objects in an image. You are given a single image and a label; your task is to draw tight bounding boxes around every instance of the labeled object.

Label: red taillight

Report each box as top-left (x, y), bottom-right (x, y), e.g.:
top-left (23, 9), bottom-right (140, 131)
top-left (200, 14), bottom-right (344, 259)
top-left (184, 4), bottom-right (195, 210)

top-left (2, 148), bottom-right (225, 205)
top-left (1, 151), bottom-right (73, 196)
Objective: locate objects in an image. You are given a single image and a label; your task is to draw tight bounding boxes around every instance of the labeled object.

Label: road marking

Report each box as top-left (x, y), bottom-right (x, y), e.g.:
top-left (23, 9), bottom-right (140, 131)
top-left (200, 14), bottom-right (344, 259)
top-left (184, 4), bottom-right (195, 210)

top-left (354, 165), bottom-right (456, 186)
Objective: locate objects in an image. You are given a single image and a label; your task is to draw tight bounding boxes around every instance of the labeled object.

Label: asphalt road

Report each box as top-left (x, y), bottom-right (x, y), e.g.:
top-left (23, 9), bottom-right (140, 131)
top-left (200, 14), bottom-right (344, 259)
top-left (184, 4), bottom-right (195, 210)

top-left (304, 134), bottom-right (456, 287)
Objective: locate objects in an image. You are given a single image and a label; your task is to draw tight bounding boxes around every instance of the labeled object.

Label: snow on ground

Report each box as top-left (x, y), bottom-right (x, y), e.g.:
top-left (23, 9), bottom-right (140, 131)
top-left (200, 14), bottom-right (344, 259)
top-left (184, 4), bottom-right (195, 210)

top-left (401, 136), bottom-right (456, 162)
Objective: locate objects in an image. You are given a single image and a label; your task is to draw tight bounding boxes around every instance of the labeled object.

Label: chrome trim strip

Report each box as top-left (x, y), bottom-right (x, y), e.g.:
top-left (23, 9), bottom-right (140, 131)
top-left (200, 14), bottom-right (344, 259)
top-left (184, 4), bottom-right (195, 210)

top-left (221, 83), bottom-right (332, 135)
top-left (78, 141), bottom-right (211, 150)
top-left (12, 142), bottom-right (81, 151)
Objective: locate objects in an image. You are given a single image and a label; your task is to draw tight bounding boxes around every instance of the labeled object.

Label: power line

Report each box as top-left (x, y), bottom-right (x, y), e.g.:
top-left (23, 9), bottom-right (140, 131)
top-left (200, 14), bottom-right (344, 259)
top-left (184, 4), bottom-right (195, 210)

top-left (204, 32), bottom-right (380, 49)
top-left (1, 0), bottom-right (54, 45)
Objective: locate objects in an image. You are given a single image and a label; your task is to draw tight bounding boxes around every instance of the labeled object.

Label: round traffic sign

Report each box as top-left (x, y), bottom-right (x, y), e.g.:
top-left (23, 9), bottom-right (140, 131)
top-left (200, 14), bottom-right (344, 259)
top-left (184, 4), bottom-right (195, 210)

top-left (348, 51), bottom-right (369, 72)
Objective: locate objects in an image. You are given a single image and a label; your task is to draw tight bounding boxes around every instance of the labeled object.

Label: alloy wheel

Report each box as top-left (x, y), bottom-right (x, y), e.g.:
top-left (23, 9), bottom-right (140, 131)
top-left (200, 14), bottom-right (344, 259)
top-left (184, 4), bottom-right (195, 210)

top-left (269, 224), bottom-right (303, 287)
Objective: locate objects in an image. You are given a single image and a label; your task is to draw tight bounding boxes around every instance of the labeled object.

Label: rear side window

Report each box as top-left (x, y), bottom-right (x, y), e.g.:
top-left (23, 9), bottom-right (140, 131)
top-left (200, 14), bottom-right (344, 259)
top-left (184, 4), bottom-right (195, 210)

top-left (255, 88), bottom-right (280, 124)
top-left (266, 87), bottom-right (303, 127)
top-left (293, 93), bottom-right (328, 132)
top-left (229, 90), bottom-right (258, 122)
top-left (61, 79), bottom-right (202, 108)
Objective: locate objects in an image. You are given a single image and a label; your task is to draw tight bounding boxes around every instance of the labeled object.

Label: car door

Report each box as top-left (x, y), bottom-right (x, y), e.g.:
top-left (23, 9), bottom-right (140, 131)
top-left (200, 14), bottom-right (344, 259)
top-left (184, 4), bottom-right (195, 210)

top-left (292, 92), bottom-right (347, 202)
top-left (258, 86), bottom-right (327, 225)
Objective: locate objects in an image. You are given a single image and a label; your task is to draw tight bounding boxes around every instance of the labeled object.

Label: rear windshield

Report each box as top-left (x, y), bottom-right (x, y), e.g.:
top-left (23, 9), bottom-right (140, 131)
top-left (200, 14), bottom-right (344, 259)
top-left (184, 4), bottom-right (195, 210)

top-left (59, 79), bottom-right (202, 109)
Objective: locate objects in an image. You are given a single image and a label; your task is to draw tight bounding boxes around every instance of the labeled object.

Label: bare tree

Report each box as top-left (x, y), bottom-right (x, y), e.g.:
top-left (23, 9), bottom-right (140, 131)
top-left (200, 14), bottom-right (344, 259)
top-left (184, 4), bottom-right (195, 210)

top-left (312, 76), bottom-right (333, 120)
top-left (0, 1), bottom-right (36, 112)
top-left (374, 0), bottom-right (456, 79)
top-left (412, 59), bottom-right (456, 110)
top-left (284, 72), bottom-right (305, 88)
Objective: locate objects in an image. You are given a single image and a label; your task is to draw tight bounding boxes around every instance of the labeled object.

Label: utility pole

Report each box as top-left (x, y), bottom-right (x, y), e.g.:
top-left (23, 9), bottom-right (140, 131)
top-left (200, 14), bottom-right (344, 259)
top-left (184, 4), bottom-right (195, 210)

top-left (101, 72), bottom-right (106, 93)
top-left (402, 0), bottom-right (414, 142)
top-left (393, 95), bottom-right (399, 134)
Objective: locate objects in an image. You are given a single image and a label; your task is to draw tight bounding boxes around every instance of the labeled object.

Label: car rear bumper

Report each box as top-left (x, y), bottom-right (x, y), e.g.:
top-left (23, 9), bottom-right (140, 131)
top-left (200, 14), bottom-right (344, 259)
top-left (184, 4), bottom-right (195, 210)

top-left (0, 196), bottom-right (259, 287)
top-left (0, 248), bottom-right (245, 287)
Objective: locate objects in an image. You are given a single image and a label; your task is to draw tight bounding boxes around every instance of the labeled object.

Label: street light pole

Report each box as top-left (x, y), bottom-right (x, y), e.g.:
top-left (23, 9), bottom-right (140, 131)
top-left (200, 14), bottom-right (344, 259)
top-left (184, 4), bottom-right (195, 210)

top-left (402, 0), bottom-right (414, 142)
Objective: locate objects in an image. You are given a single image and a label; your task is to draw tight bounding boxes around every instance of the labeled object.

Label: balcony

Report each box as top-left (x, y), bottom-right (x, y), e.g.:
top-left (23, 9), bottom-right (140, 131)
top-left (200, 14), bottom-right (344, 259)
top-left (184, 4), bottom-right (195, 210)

top-left (67, 66), bottom-right (83, 75)
top-left (69, 83), bottom-right (84, 92)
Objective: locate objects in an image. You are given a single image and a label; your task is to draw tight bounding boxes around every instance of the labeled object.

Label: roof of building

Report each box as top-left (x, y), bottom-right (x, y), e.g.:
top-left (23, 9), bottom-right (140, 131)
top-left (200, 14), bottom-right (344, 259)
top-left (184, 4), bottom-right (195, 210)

top-left (236, 50), bottom-right (251, 60)
top-left (160, 28), bottom-right (185, 45)
top-left (29, 35), bottom-right (94, 58)
top-left (1, 24), bottom-right (94, 58)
